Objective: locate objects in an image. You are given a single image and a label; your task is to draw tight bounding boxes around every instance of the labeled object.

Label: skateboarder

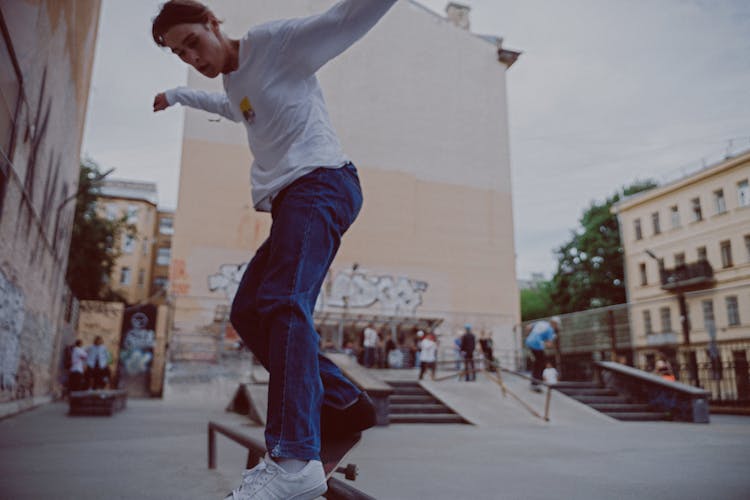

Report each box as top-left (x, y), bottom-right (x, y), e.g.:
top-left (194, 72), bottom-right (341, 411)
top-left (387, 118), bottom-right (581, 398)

top-left (151, 0), bottom-right (398, 498)
top-left (525, 317), bottom-right (560, 391)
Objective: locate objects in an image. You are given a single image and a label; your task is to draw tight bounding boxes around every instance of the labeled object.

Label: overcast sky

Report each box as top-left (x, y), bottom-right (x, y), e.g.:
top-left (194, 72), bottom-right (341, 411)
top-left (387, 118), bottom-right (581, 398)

top-left (81, 0), bottom-right (750, 279)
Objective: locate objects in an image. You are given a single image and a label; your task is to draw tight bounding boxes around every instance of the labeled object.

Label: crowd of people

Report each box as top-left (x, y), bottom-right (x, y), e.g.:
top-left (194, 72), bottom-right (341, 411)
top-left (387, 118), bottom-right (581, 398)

top-left (66, 336), bottom-right (113, 392)
top-left (337, 323), bottom-right (500, 382)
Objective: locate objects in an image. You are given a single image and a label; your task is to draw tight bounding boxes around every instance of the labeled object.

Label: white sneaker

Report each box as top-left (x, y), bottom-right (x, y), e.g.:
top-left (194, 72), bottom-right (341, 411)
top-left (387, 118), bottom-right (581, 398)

top-left (226, 455), bottom-right (327, 500)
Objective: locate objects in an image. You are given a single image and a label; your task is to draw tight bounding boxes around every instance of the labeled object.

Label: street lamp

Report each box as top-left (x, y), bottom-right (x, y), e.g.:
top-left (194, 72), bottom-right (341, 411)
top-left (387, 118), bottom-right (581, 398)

top-left (644, 249), bottom-right (698, 385)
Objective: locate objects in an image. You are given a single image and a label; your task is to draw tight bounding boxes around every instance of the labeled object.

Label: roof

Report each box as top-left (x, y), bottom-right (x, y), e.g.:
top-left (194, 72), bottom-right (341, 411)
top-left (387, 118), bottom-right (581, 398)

top-left (409, 0), bottom-right (522, 67)
top-left (612, 148), bottom-right (750, 213)
top-left (96, 179), bottom-right (158, 205)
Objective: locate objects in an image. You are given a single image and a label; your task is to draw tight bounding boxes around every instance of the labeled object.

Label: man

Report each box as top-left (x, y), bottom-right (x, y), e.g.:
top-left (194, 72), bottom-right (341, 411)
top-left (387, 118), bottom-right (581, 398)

top-left (418, 332), bottom-right (438, 381)
top-left (151, 1), bottom-right (397, 498)
top-left (479, 331), bottom-right (494, 372)
top-left (525, 316), bottom-right (560, 392)
top-left (460, 324), bottom-right (476, 382)
top-left (362, 324), bottom-right (377, 368)
top-left (86, 336), bottom-right (111, 390)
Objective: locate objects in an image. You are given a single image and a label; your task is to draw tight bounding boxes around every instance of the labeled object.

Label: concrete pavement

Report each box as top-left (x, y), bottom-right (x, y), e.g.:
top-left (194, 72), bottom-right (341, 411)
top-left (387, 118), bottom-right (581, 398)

top-left (1, 364), bottom-right (749, 499)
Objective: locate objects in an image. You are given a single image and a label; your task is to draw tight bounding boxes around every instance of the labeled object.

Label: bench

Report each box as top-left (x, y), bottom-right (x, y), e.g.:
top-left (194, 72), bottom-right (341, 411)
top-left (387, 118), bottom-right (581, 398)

top-left (68, 389), bottom-right (127, 416)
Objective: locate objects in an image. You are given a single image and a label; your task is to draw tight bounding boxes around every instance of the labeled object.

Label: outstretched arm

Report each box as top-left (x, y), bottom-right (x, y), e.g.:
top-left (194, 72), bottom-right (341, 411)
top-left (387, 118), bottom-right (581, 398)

top-left (281, 0), bottom-right (398, 76)
top-left (153, 87), bottom-right (238, 122)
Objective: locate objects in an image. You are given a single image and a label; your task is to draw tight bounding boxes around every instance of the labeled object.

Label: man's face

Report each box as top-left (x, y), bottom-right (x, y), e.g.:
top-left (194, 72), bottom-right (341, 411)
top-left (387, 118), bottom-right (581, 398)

top-left (164, 21), bottom-right (225, 78)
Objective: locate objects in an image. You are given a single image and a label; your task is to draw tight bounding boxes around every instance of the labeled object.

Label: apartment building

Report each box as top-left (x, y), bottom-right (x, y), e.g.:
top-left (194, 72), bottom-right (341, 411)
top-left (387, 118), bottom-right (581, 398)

top-left (97, 180), bottom-right (159, 305)
top-left (150, 209), bottom-right (174, 302)
top-left (613, 150), bottom-right (750, 400)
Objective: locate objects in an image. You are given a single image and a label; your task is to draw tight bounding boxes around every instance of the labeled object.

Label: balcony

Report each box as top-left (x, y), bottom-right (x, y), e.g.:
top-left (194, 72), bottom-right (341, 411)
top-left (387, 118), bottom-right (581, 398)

top-left (660, 260), bottom-right (715, 292)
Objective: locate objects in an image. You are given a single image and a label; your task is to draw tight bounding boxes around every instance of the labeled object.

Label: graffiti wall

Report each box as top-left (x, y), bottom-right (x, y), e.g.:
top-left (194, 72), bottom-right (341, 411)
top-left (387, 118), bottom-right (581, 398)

top-left (208, 263), bottom-right (428, 316)
top-left (0, 270), bottom-right (25, 400)
top-left (0, 2), bottom-right (101, 406)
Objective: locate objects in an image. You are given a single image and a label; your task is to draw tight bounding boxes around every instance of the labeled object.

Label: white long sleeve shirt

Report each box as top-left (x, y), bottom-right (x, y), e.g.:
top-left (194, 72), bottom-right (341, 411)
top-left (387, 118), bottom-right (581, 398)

top-left (166, 0), bottom-right (398, 212)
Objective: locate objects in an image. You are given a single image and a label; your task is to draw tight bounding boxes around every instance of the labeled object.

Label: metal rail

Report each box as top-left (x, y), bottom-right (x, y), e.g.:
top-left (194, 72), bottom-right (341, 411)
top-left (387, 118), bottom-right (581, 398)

top-left (207, 421), bottom-right (376, 499)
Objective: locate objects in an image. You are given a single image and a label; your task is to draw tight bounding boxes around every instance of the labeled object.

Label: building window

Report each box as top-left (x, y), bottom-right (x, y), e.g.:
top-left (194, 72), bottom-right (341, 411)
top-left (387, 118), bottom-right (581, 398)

top-left (670, 205), bottom-right (680, 228)
top-left (745, 235), bottom-right (750, 262)
top-left (157, 246), bottom-right (171, 266)
top-left (106, 204), bottom-right (118, 221)
top-left (159, 217), bottom-right (174, 235)
top-left (138, 268), bottom-right (145, 287)
top-left (634, 219), bottom-right (642, 240)
top-left (674, 252), bottom-right (685, 267)
top-left (153, 276), bottom-right (168, 290)
top-left (643, 310), bottom-right (653, 335)
top-left (697, 246), bottom-right (707, 262)
top-left (127, 204), bottom-right (139, 224)
top-left (142, 239), bottom-right (149, 256)
top-left (651, 212), bottom-right (661, 235)
top-left (726, 296), bottom-right (740, 327)
top-left (660, 307), bottom-right (672, 333)
top-left (720, 240), bottom-right (733, 268)
top-left (120, 267), bottom-right (131, 285)
top-left (738, 180), bottom-right (749, 208)
top-left (702, 299), bottom-right (715, 329)
top-left (122, 234), bottom-right (136, 254)
top-left (713, 189), bottom-right (726, 214)
top-left (639, 263), bottom-right (647, 286)
top-left (691, 197), bottom-right (702, 222)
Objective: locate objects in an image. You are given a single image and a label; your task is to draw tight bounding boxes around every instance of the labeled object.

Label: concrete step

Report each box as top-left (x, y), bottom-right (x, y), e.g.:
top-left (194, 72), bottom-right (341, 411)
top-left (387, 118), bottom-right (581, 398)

top-left (552, 381), bottom-right (602, 390)
top-left (557, 388), bottom-right (620, 397)
top-left (605, 411), bottom-right (670, 422)
top-left (387, 381), bottom-right (422, 388)
top-left (389, 413), bottom-right (467, 424)
top-left (574, 395), bottom-right (631, 405)
top-left (590, 403), bottom-right (653, 413)
top-left (390, 394), bottom-right (437, 404)
top-left (389, 387), bottom-right (428, 396)
top-left (389, 404), bottom-right (453, 414)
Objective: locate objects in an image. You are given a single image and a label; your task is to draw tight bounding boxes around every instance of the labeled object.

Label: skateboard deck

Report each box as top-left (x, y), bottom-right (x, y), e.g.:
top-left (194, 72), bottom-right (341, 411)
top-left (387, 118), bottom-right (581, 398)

top-left (321, 431), bottom-right (361, 481)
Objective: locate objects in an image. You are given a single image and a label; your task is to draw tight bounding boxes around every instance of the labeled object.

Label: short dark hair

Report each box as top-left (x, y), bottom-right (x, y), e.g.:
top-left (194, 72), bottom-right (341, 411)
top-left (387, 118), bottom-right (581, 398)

top-left (152, 0), bottom-right (219, 47)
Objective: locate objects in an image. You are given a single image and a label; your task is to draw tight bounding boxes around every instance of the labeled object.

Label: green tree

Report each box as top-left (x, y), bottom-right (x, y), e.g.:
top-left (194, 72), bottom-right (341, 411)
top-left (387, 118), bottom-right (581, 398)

top-left (66, 159), bottom-right (131, 301)
top-left (550, 180), bottom-right (657, 313)
top-left (520, 281), bottom-right (556, 321)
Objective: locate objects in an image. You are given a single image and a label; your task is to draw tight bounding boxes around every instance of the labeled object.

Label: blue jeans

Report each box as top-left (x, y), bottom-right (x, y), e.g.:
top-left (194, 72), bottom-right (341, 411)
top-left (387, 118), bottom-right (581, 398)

top-left (230, 164), bottom-right (363, 461)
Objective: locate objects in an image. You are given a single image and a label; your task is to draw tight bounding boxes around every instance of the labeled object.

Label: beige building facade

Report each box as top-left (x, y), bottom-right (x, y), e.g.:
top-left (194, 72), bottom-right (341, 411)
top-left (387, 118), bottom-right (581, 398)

top-left (169, 1), bottom-right (522, 364)
top-left (97, 180), bottom-right (159, 305)
top-left (0, 1), bottom-right (101, 411)
top-left (613, 151), bottom-right (750, 399)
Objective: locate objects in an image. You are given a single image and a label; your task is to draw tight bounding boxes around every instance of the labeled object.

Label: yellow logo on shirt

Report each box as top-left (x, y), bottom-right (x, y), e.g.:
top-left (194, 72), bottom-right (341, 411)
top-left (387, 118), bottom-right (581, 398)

top-left (240, 97), bottom-right (256, 123)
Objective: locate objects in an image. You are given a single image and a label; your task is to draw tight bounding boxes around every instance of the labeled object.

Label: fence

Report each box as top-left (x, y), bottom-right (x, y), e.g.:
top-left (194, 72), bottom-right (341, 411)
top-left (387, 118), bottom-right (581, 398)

top-left (524, 304), bottom-right (750, 405)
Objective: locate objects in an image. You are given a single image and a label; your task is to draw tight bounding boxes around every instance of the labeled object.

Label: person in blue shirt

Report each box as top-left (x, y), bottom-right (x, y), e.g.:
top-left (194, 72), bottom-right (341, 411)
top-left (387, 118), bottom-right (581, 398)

top-left (525, 317), bottom-right (560, 391)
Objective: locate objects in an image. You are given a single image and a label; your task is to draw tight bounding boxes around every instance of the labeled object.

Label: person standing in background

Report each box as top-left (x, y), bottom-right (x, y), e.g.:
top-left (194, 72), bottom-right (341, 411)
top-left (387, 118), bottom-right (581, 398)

top-left (69, 340), bottom-right (88, 392)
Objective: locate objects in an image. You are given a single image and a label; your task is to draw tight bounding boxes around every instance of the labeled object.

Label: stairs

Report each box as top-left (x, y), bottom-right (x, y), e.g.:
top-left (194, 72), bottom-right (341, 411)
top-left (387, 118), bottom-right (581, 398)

top-left (554, 381), bottom-right (671, 421)
top-left (387, 381), bottom-right (468, 424)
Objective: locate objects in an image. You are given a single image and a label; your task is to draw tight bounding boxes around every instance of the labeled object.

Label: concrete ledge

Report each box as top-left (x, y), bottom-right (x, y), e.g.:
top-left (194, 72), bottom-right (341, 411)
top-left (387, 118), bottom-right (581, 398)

top-left (595, 361), bottom-right (710, 423)
top-left (325, 353), bottom-right (393, 426)
top-left (0, 396), bottom-right (52, 420)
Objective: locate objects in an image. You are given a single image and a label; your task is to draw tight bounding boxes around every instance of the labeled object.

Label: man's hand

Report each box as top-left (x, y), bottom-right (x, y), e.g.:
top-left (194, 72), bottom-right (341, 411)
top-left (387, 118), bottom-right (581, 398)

top-left (153, 92), bottom-right (169, 112)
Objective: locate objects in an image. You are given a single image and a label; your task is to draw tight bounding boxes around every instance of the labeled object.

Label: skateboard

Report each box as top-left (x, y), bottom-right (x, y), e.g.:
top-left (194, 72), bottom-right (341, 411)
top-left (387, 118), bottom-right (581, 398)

top-left (321, 431), bottom-right (361, 481)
